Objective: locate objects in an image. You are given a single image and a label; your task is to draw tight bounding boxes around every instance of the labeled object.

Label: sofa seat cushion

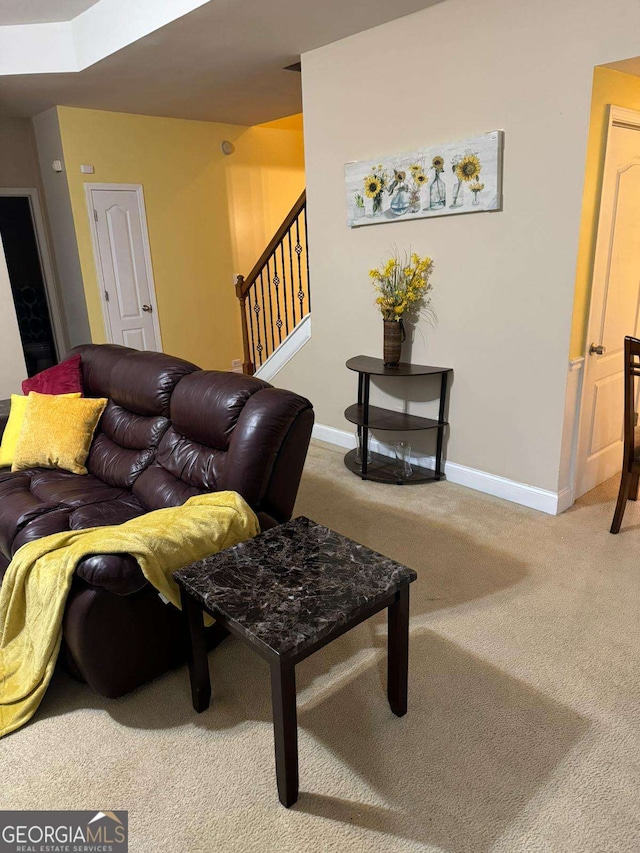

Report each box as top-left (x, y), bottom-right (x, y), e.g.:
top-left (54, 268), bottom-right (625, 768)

top-left (132, 462), bottom-right (205, 511)
top-left (0, 470), bottom-right (150, 595)
top-left (0, 473), bottom-right (64, 557)
top-left (0, 469), bottom-right (138, 560)
top-left (69, 495), bottom-right (145, 530)
top-left (10, 507), bottom-right (75, 555)
top-left (28, 469), bottom-right (128, 507)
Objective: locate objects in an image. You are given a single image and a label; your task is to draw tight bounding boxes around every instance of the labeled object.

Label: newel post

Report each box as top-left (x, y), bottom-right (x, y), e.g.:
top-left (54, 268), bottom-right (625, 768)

top-left (235, 275), bottom-right (254, 375)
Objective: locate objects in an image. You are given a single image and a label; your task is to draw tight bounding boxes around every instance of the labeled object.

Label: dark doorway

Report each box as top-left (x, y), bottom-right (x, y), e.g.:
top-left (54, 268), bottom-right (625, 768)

top-left (0, 196), bottom-right (58, 376)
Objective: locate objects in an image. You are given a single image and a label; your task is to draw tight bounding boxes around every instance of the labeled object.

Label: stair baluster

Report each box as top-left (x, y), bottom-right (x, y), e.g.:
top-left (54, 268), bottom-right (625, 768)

top-left (236, 190), bottom-right (309, 375)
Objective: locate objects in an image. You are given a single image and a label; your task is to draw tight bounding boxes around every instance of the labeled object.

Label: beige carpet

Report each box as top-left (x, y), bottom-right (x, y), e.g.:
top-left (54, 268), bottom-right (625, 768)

top-left (1, 439), bottom-right (639, 852)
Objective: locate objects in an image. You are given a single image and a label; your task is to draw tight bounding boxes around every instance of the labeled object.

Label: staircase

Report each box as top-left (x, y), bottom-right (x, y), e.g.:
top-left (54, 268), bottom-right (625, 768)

top-left (235, 190), bottom-right (310, 379)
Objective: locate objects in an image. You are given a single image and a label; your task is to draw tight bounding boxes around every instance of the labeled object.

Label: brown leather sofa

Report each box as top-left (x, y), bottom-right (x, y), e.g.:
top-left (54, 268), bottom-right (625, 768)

top-left (0, 344), bottom-right (313, 697)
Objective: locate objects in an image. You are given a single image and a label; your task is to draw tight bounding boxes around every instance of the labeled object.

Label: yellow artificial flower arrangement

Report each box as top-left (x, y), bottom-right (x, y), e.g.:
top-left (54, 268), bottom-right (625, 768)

top-left (369, 250), bottom-right (434, 322)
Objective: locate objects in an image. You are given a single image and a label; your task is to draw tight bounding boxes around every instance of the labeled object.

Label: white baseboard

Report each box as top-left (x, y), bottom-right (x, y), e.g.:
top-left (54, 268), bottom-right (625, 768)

top-left (443, 459), bottom-right (566, 515)
top-left (313, 422), bottom-right (357, 450)
top-left (312, 422), bottom-right (566, 516)
top-left (255, 314), bottom-right (311, 382)
top-left (556, 487), bottom-right (575, 514)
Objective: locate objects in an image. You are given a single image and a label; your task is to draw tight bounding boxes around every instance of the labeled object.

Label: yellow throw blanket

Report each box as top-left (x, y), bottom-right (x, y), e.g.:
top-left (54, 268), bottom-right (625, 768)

top-left (0, 491), bottom-right (259, 739)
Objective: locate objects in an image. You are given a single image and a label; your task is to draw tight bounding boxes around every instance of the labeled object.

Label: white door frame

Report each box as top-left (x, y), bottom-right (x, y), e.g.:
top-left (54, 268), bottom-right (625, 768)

top-left (574, 104), bottom-right (640, 498)
top-left (0, 187), bottom-right (69, 357)
top-left (84, 182), bottom-right (163, 351)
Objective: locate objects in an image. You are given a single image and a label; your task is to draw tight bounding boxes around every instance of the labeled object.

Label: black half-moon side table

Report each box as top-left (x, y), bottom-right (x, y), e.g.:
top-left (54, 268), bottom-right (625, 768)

top-left (345, 355), bottom-right (452, 485)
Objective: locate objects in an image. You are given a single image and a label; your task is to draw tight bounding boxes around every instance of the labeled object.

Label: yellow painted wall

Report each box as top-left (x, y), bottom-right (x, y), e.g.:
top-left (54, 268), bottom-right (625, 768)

top-left (57, 106), bottom-right (304, 369)
top-left (226, 114), bottom-right (305, 281)
top-left (259, 115), bottom-right (304, 133)
top-left (570, 66), bottom-right (640, 359)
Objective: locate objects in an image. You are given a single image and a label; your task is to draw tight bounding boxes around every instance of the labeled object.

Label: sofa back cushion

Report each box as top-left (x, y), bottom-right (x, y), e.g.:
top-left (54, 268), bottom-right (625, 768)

top-left (109, 350), bottom-right (199, 418)
top-left (132, 371), bottom-right (269, 509)
top-left (70, 344), bottom-right (134, 398)
top-left (171, 371), bottom-right (267, 450)
top-left (69, 345), bottom-right (200, 489)
top-left (87, 402), bottom-right (170, 488)
top-left (132, 370), bottom-right (312, 515)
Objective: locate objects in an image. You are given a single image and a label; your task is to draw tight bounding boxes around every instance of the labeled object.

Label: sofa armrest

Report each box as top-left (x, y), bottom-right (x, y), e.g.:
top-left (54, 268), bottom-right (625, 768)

top-left (74, 553), bottom-right (149, 596)
top-left (258, 406), bottom-right (314, 523)
top-left (220, 388), bottom-right (313, 524)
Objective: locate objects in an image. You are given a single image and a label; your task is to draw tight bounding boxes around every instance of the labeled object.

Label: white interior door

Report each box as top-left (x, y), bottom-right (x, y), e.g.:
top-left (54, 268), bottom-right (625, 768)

top-left (88, 185), bottom-right (161, 351)
top-left (576, 106), bottom-right (640, 497)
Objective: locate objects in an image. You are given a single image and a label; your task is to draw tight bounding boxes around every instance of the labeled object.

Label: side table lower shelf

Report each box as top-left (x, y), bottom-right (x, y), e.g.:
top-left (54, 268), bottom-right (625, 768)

top-left (344, 448), bottom-right (443, 485)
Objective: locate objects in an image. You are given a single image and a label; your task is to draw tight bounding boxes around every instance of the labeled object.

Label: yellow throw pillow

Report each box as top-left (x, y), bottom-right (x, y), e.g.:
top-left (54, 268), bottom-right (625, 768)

top-left (0, 395), bottom-right (28, 469)
top-left (0, 392), bottom-right (81, 469)
top-left (12, 392), bottom-right (107, 475)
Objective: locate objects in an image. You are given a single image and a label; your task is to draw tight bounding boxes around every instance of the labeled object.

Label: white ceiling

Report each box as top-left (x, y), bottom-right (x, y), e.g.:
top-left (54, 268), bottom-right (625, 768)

top-left (0, 0), bottom-right (99, 26)
top-left (0, 0), bottom-right (443, 124)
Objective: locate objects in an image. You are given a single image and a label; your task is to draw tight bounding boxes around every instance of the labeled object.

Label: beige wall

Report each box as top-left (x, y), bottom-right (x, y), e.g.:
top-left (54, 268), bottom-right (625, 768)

top-left (0, 118), bottom-right (38, 387)
top-left (32, 107), bottom-right (92, 349)
top-left (0, 118), bottom-right (40, 188)
top-left (0, 114), bottom-right (81, 356)
top-left (0, 234), bottom-right (27, 397)
top-left (275, 0), bottom-right (640, 493)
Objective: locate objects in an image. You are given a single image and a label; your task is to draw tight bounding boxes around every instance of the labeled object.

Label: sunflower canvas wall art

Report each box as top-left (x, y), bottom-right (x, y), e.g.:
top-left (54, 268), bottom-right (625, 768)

top-left (345, 131), bottom-right (503, 227)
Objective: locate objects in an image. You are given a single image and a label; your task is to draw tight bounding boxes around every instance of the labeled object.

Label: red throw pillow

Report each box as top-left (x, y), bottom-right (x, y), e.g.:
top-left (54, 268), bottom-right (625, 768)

top-left (22, 354), bottom-right (84, 396)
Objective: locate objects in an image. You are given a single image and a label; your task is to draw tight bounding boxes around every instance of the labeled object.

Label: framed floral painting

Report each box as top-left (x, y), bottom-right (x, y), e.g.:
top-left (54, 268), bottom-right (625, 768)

top-left (345, 131), bottom-right (503, 227)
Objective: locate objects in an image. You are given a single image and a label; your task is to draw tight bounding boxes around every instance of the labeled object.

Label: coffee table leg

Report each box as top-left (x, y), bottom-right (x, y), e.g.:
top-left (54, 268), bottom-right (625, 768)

top-left (270, 659), bottom-right (299, 807)
top-left (180, 587), bottom-right (211, 713)
top-left (388, 585), bottom-right (409, 717)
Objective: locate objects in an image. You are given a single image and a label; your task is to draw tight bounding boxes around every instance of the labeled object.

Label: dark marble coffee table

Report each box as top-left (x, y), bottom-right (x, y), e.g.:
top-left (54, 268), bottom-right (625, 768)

top-left (174, 516), bottom-right (416, 807)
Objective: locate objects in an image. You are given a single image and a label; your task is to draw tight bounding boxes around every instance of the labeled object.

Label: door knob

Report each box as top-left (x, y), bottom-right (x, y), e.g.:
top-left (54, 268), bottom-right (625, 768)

top-left (589, 342), bottom-right (605, 355)
top-left (142, 304), bottom-right (152, 313)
